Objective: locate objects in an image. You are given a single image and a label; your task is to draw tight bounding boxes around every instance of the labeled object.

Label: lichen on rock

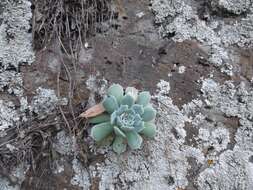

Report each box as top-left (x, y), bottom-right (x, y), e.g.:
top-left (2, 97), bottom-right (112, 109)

top-left (72, 80), bottom-right (192, 190)
top-left (71, 158), bottom-right (91, 190)
top-left (211, 0), bottom-right (252, 15)
top-left (70, 72), bottom-right (253, 190)
top-left (194, 78), bottom-right (253, 189)
top-left (0, 71), bottom-right (23, 96)
top-left (0, 0), bottom-right (34, 69)
top-left (30, 87), bottom-right (68, 119)
top-left (0, 0), bottom-right (34, 135)
top-left (151, 0), bottom-right (253, 76)
top-left (0, 100), bottom-right (19, 132)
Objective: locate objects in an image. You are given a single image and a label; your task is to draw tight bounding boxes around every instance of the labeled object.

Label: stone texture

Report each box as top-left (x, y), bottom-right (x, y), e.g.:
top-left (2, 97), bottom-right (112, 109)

top-left (1, 0), bottom-right (253, 190)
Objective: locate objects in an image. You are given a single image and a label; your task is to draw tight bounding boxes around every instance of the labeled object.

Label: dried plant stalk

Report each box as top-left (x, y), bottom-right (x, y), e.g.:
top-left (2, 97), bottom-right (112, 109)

top-left (79, 103), bottom-right (105, 118)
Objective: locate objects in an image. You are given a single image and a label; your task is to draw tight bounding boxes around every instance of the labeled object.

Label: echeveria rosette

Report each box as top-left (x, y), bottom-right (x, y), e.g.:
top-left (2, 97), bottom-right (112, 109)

top-left (90, 84), bottom-right (157, 154)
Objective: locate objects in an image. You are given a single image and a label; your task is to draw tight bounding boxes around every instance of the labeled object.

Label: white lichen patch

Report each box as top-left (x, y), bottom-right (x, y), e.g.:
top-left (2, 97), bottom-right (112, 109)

top-left (30, 87), bottom-right (67, 119)
top-left (198, 127), bottom-right (230, 153)
top-left (201, 79), bottom-right (253, 120)
top-left (178, 66), bottom-right (186, 74)
top-left (156, 79), bottom-right (170, 95)
top-left (53, 130), bottom-right (73, 155)
top-left (6, 143), bottom-right (17, 152)
top-left (0, 100), bottom-right (19, 131)
top-left (182, 99), bottom-right (203, 118)
top-left (19, 97), bottom-right (28, 113)
top-left (0, 71), bottom-right (23, 96)
top-left (78, 47), bottom-right (94, 65)
top-left (151, 0), bottom-right (253, 75)
top-left (71, 158), bottom-right (90, 190)
top-left (235, 118), bottom-right (253, 152)
top-left (0, 164), bottom-right (27, 190)
top-left (0, 0), bottom-right (34, 138)
top-left (194, 78), bottom-right (253, 189)
top-left (198, 150), bottom-right (252, 190)
top-left (0, 178), bottom-right (19, 190)
top-left (136, 11), bottom-right (145, 18)
top-left (214, 0), bottom-right (251, 15)
top-left (86, 73), bottom-right (108, 106)
top-left (0, 0), bottom-right (34, 69)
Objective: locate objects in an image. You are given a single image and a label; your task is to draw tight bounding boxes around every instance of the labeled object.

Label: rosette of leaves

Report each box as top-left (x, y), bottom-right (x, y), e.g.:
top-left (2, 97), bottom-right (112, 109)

top-left (89, 84), bottom-right (157, 154)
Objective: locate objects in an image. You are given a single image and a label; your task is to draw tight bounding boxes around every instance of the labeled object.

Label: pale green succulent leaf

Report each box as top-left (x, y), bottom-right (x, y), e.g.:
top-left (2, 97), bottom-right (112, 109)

top-left (116, 109), bottom-right (136, 128)
top-left (142, 106), bottom-right (157, 122)
top-left (131, 104), bottom-right (144, 115)
top-left (97, 134), bottom-right (114, 146)
top-left (136, 91), bottom-right (151, 106)
top-left (116, 117), bottom-right (123, 127)
top-left (117, 105), bottom-right (128, 115)
top-left (107, 84), bottom-right (124, 103)
top-left (134, 114), bottom-right (142, 122)
top-left (110, 111), bottom-right (117, 125)
top-left (125, 87), bottom-right (138, 101)
top-left (112, 136), bottom-right (127, 154)
top-left (133, 114), bottom-right (143, 131)
top-left (121, 125), bottom-right (135, 132)
top-left (121, 94), bottom-right (134, 107)
top-left (91, 122), bottom-right (113, 142)
top-left (114, 126), bottom-right (126, 138)
top-left (140, 122), bottom-right (156, 138)
top-left (89, 114), bottom-right (110, 124)
top-left (126, 131), bottom-right (143, 150)
top-left (102, 96), bottom-right (119, 114)
top-left (134, 121), bottom-right (145, 132)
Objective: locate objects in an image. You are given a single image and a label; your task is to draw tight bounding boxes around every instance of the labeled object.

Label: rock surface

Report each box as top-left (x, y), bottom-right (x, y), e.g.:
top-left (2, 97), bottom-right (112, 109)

top-left (0, 0), bottom-right (253, 190)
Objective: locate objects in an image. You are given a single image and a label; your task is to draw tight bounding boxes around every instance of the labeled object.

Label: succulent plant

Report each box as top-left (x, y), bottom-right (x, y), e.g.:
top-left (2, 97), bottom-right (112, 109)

top-left (89, 84), bottom-right (157, 154)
